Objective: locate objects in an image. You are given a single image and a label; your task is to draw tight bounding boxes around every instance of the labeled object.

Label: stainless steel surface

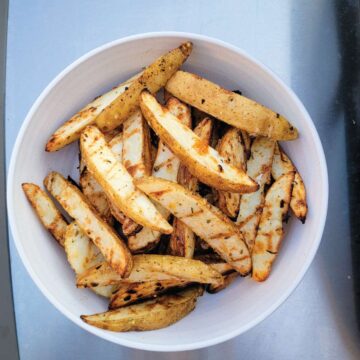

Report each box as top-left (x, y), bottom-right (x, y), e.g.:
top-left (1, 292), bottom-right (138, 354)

top-left (5, 0), bottom-right (359, 359)
top-left (0, 0), bottom-right (19, 358)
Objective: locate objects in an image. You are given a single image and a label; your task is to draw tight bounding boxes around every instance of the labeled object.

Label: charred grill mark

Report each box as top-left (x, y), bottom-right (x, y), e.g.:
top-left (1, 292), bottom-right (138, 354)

top-left (149, 189), bottom-right (171, 198)
top-left (153, 156), bottom-right (177, 172)
top-left (207, 232), bottom-right (233, 240)
top-left (180, 209), bottom-right (204, 218)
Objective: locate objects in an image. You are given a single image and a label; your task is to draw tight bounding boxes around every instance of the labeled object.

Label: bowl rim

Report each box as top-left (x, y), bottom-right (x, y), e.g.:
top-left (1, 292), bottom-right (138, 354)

top-left (7, 31), bottom-right (328, 352)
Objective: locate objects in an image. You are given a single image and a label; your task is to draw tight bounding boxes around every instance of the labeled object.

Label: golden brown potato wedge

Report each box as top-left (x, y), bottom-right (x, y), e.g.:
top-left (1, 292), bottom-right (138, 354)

top-left (64, 222), bottom-right (117, 297)
top-left (64, 222), bottom-right (104, 274)
top-left (81, 286), bottom-right (203, 332)
top-left (109, 279), bottom-right (188, 309)
top-left (45, 73), bottom-right (141, 152)
top-left (207, 272), bottom-right (238, 294)
top-left (79, 131), bottom-right (124, 224)
top-left (122, 109), bottom-right (152, 178)
top-left (95, 42), bottom-right (193, 132)
top-left (127, 97), bottom-right (192, 252)
top-left (168, 118), bottom-right (213, 258)
top-left (135, 177), bottom-right (251, 275)
top-left (22, 183), bottom-right (67, 246)
top-left (77, 254), bottom-right (223, 287)
top-left (140, 91), bottom-right (258, 193)
top-left (216, 128), bottom-right (246, 218)
top-left (272, 143), bottom-right (307, 222)
top-left (79, 168), bottom-right (114, 224)
top-left (44, 171), bottom-right (133, 277)
top-left (165, 71), bottom-right (298, 141)
top-left (252, 171), bottom-right (295, 282)
top-left (236, 137), bottom-right (276, 251)
top-left (80, 126), bottom-right (172, 234)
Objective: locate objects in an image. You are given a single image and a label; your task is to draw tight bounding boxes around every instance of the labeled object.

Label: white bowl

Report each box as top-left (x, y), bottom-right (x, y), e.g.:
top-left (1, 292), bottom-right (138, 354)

top-left (7, 32), bottom-right (328, 352)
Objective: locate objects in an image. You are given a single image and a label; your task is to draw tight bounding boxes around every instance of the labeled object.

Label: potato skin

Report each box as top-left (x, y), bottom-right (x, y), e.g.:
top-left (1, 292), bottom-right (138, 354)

top-left (95, 42), bottom-right (193, 132)
top-left (81, 286), bottom-right (203, 332)
top-left (109, 279), bottom-right (188, 309)
top-left (165, 71), bottom-right (298, 141)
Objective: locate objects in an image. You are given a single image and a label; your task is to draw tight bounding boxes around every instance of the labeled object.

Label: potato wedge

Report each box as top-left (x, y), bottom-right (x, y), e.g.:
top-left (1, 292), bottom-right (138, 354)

top-left (135, 177), bottom-right (251, 275)
top-left (80, 125), bottom-right (172, 234)
top-left (127, 97), bottom-right (192, 252)
top-left (207, 271), bottom-right (238, 294)
top-left (44, 171), bottom-right (133, 277)
top-left (64, 222), bottom-right (104, 274)
top-left (79, 131), bottom-right (124, 224)
top-left (272, 143), bottom-right (307, 222)
top-left (236, 137), bottom-right (275, 251)
top-left (95, 42), bottom-right (193, 132)
top-left (64, 222), bottom-right (116, 297)
top-left (168, 118), bottom-right (213, 258)
top-left (165, 71), bottom-right (298, 141)
top-left (109, 279), bottom-right (188, 309)
top-left (216, 128), bottom-right (246, 218)
top-left (81, 286), bottom-right (203, 332)
top-left (122, 109), bottom-right (152, 178)
top-left (252, 171), bottom-right (295, 282)
top-left (79, 168), bottom-right (114, 224)
top-left (77, 254), bottom-right (223, 287)
top-left (45, 72), bottom-right (141, 152)
top-left (120, 109), bottom-right (157, 235)
top-left (22, 183), bottom-right (67, 246)
top-left (140, 91), bottom-right (258, 193)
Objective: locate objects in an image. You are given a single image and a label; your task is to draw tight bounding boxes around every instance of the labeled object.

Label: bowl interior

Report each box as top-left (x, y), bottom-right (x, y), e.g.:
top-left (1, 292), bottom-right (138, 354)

top-left (8, 33), bottom-right (327, 351)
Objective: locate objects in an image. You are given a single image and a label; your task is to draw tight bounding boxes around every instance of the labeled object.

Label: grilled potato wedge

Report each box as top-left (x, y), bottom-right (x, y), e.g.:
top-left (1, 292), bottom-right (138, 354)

top-left (79, 168), bottom-right (114, 224)
top-left (216, 128), bottom-right (246, 218)
top-left (80, 131), bottom-right (124, 224)
top-left (77, 254), bottom-right (223, 287)
top-left (128, 97), bottom-right (192, 252)
top-left (168, 118), bottom-right (213, 258)
top-left (165, 71), bottom-right (298, 141)
top-left (109, 279), bottom-right (188, 309)
top-left (64, 222), bottom-right (104, 274)
top-left (81, 286), bottom-right (203, 332)
top-left (80, 126), bottom-right (172, 234)
top-left (64, 222), bottom-right (116, 297)
top-left (252, 171), bottom-right (295, 282)
top-left (95, 42), bottom-right (193, 132)
top-left (135, 177), bottom-right (251, 275)
top-left (272, 143), bottom-right (307, 222)
top-left (236, 137), bottom-right (276, 251)
top-left (45, 73), bottom-right (141, 152)
top-left (44, 171), bottom-right (133, 277)
top-left (22, 183), bottom-right (67, 246)
top-left (122, 109), bottom-right (152, 178)
top-left (140, 91), bottom-right (258, 193)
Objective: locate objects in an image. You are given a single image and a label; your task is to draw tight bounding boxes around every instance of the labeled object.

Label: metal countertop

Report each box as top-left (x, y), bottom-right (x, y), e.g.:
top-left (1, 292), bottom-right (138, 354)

top-left (5, 1), bottom-right (360, 359)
